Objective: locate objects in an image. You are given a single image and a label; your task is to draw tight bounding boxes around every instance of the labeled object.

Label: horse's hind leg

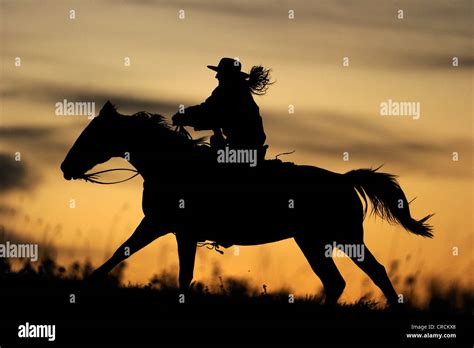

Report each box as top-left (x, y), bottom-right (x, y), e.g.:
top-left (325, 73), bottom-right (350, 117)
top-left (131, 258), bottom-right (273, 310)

top-left (295, 237), bottom-right (346, 305)
top-left (349, 241), bottom-right (398, 306)
top-left (176, 233), bottom-right (197, 291)
top-left (90, 216), bottom-right (168, 279)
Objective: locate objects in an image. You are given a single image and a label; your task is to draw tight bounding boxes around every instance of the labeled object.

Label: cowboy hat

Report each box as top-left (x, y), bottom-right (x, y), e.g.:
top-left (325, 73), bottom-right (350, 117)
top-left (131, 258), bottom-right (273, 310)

top-left (207, 57), bottom-right (249, 78)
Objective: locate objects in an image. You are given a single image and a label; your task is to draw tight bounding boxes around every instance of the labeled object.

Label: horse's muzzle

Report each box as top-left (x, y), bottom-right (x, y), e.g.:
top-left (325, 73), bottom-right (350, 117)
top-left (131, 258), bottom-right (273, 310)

top-left (61, 162), bottom-right (73, 180)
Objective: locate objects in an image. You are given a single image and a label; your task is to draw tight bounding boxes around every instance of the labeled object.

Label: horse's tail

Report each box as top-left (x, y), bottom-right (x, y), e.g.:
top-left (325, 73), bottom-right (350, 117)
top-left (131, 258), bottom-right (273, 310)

top-left (345, 167), bottom-right (433, 238)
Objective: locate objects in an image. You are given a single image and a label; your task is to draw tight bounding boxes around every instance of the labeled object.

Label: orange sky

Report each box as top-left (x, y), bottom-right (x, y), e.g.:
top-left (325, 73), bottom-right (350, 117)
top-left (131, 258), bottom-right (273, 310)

top-left (1, 0), bottom-right (472, 301)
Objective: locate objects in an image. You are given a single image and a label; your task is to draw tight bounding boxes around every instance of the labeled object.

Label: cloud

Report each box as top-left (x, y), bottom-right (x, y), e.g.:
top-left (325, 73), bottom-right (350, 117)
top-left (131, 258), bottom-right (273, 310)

top-left (0, 153), bottom-right (30, 192)
top-left (265, 109), bottom-right (472, 178)
top-left (0, 204), bottom-right (17, 216)
top-left (0, 126), bottom-right (53, 139)
top-left (0, 125), bottom-right (72, 189)
top-left (119, 0), bottom-right (471, 35)
top-left (1, 80), bottom-right (471, 179)
top-left (0, 78), bottom-right (186, 121)
top-left (134, 0), bottom-right (472, 70)
top-left (289, 135), bottom-right (471, 178)
top-left (0, 124), bottom-right (72, 161)
top-left (1, 81), bottom-right (181, 116)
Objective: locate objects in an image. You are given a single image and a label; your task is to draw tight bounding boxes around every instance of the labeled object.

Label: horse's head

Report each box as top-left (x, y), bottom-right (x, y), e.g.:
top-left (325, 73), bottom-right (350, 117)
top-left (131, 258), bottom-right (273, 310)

top-left (61, 101), bottom-right (123, 180)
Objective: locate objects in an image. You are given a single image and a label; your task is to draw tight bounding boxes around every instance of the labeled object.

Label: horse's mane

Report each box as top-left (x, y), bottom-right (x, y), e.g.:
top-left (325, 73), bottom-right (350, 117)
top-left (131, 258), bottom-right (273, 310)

top-left (133, 111), bottom-right (207, 147)
top-left (105, 101), bottom-right (206, 148)
top-left (132, 111), bottom-right (168, 127)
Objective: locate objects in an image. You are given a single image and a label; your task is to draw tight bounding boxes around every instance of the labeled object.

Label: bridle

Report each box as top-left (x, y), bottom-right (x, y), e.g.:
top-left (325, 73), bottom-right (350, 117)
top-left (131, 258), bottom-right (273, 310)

top-left (78, 125), bottom-right (191, 185)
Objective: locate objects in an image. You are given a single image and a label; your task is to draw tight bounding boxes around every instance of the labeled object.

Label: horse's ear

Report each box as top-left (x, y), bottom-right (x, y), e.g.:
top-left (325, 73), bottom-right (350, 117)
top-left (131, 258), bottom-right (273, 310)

top-left (99, 101), bottom-right (117, 117)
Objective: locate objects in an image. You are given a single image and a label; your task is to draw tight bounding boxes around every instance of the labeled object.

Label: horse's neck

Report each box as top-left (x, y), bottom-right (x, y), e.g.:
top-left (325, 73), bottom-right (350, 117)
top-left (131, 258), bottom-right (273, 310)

top-left (129, 156), bottom-right (183, 179)
top-left (127, 144), bottom-right (192, 183)
top-left (119, 115), bottom-right (197, 181)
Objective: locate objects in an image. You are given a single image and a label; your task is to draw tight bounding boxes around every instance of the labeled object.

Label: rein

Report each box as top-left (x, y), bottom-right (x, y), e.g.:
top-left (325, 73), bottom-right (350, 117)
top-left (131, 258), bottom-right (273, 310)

top-left (80, 168), bottom-right (139, 185)
top-left (79, 126), bottom-right (191, 185)
top-left (174, 124), bottom-right (193, 140)
top-left (79, 126), bottom-right (192, 185)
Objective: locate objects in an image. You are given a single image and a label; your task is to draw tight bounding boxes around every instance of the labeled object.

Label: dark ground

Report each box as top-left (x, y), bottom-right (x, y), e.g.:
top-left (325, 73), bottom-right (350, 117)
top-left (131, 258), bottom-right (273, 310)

top-left (0, 258), bottom-right (472, 347)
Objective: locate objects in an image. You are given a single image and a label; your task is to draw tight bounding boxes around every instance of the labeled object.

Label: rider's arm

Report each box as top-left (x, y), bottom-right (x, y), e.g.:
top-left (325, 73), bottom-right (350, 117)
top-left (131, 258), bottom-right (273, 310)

top-left (182, 88), bottom-right (226, 131)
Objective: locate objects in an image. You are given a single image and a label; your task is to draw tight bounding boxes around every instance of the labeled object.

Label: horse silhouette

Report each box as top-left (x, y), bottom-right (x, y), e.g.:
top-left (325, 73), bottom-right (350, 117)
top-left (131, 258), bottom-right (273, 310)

top-left (61, 101), bottom-right (433, 306)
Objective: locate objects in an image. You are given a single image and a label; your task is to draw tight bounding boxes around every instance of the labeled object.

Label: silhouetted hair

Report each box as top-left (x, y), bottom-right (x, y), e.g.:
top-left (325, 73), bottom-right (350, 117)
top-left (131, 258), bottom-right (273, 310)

top-left (246, 65), bottom-right (274, 95)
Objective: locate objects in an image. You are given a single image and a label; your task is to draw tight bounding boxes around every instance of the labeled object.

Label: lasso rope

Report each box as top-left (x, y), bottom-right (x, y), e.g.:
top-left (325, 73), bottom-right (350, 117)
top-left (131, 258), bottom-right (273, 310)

top-left (80, 168), bottom-right (140, 185)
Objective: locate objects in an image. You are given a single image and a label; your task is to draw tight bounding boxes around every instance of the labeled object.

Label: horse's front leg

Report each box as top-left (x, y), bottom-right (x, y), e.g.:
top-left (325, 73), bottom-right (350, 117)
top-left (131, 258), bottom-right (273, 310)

top-left (90, 216), bottom-right (169, 279)
top-left (176, 233), bottom-right (197, 291)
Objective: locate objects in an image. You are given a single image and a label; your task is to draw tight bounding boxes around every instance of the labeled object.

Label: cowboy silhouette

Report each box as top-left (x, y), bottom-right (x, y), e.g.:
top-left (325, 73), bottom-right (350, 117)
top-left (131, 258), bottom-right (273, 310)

top-left (172, 58), bottom-right (272, 161)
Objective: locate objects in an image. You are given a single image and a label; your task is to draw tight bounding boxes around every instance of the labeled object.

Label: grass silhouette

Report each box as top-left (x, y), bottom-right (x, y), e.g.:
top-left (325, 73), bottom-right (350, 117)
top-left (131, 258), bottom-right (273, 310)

top-left (0, 255), bottom-right (471, 345)
top-left (0, 224), bottom-right (471, 345)
top-left (0, 255), bottom-right (471, 312)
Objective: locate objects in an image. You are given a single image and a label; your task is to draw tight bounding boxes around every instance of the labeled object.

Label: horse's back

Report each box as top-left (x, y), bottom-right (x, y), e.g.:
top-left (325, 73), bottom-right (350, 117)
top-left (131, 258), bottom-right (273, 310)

top-left (142, 160), bottom-right (351, 223)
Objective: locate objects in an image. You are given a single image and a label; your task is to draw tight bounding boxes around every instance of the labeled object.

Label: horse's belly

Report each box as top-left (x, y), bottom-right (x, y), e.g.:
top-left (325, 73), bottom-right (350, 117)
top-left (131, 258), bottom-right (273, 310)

top-left (141, 174), bottom-right (354, 246)
top-left (201, 218), bottom-right (297, 246)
